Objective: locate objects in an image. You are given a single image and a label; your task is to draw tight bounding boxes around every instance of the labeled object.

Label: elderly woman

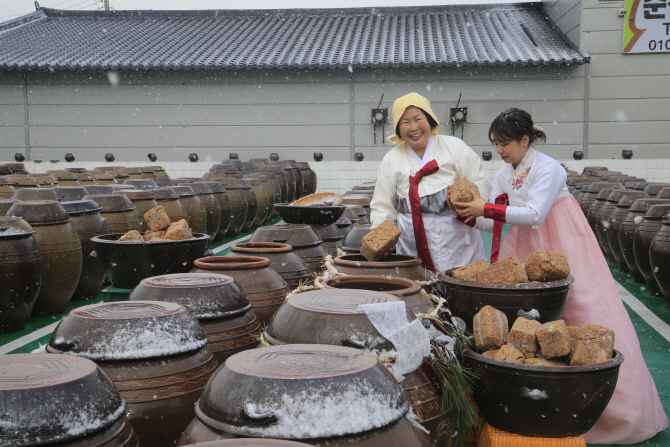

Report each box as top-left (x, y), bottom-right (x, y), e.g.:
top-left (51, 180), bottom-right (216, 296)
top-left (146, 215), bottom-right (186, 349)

top-left (369, 92), bottom-right (490, 273)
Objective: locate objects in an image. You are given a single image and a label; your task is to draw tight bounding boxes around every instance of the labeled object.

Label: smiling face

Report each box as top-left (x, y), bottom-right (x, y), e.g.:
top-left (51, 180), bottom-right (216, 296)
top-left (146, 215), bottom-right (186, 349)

top-left (398, 106), bottom-right (432, 153)
top-left (494, 134), bottom-right (530, 165)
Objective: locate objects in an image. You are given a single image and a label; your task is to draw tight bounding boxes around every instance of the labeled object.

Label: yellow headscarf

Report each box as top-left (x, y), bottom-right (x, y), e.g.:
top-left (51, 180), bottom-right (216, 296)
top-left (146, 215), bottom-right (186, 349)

top-left (387, 92), bottom-right (441, 144)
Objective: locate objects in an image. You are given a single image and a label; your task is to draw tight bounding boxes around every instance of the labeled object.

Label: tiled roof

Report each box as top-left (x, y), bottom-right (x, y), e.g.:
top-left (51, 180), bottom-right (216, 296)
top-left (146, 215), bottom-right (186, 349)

top-left (0, 5), bottom-right (589, 71)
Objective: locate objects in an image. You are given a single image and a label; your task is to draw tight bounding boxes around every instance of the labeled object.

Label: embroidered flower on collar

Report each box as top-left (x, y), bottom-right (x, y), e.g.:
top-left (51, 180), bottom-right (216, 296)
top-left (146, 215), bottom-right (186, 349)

top-left (510, 166), bottom-right (531, 190)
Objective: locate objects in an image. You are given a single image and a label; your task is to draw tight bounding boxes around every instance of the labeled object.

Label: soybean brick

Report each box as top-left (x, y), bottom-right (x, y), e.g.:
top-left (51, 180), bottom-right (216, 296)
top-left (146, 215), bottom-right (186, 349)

top-left (571, 324), bottom-right (615, 366)
top-left (565, 326), bottom-right (581, 364)
top-left (536, 320), bottom-right (571, 360)
top-left (477, 256), bottom-right (529, 284)
top-left (452, 259), bottom-right (489, 282)
top-left (481, 349), bottom-right (500, 359)
top-left (451, 175), bottom-right (480, 214)
top-left (524, 249), bottom-right (570, 282)
top-left (144, 205), bottom-right (171, 232)
top-left (144, 230), bottom-right (166, 241)
top-left (473, 305), bottom-right (508, 351)
top-left (119, 230), bottom-right (142, 241)
top-left (508, 317), bottom-right (541, 359)
top-left (494, 345), bottom-right (525, 364)
top-left (164, 219), bottom-right (193, 241)
top-left (361, 220), bottom-right (401, 262)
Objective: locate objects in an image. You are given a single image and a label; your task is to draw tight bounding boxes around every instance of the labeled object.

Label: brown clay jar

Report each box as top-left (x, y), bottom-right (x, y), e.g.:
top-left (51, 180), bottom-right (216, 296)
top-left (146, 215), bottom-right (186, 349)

top-left (7, 175), bottom-right (39, 190)
top-left (322, 275), bottom-right (435, 315)
top-left (122, 167), bottom-right (144, 179)
top-left (333, 254), bottom-right (432, 283)
top-left (12, 187), bottom-right (59, 202)
top-left (141, 166), bottom-right (156, 178)
top-left (619, 198), bottom-right (670, 283)
top-left (30, 175), bottom-right (59, 187)
top-left (152, 166), bottom-right (170, 179)
top-left (0, 177), bottom-right (17, 198)
top-left (191, 256), bottom-right (290, 327)
top-left (129, 273), bottom-right (261, 363)
top-left (82, 194), bottom-right (142, 234)
top-left (650, 214), bottom-right (670, 304)
top-left (211, 178), bottom-right (248, 238)
top-left (244, 177), bottom-right (270, 229)
top-left (61, 200), bottom-right (110, 301)
top-left (107, 170), bottom-right (130, 182)
top-left (7, 200), bottom-right (82, 316)
top-left (283, 160), bottom-right (303, 198)
top-left (249, 224), bottom-right (326, 275)
top-left (239, 180), bottom-right (259, 233)
top-left (186, 183), bottom-right (222, 242)
top-left (75, 173), bottom-right (98, 185)
top-left (259, 165), bottom-right (289, 203)
top-left (203, 164), bottom-right (241, 181)
top-left (607, 191), bottom-right (648, 272)
top-left (203, 182), bottom-right (233, 242)
top-left (596, 190), bottom-right (632, 263)
top-left (52, 185), bottom-right (90, 201)
top-left (310, 223), bottom-right (343, 256)
top-left (94, 173), bottom-right (117, 185)
top-left (277, 161), bottom-right (297, 202)
top-left (230, 242), bottom-right (311, 291)
top-left (298, 162), bottom-right (317, 196)
top-left (572, 181), bottom-right (596, 203)
top-left (644, 183), bottom-right (670, 196)
top-left (0, 217), bottom-right (42, 333)
top-left (1, 354), bottom-right (140, 447)
top-left (46, 301), bottom-right (217, 447)
top-left (0, 198), bottom-right (19, 214)
top-left (154, 188), bottom-right (189, 224)
top-left (335, 213), bottom-right (354, 238)
top-left (245, 174), bottom-right (278, 221)
top-left (633, 204), bottom-right (670, 296)
top-left (168, 186), bottom-right (207, 234)
top-left (46, 170), bottom-right (82, 187)
top-left (113, 190), bottom-right (159, 233)
top-left (586, 188), bottom-right (618, 256)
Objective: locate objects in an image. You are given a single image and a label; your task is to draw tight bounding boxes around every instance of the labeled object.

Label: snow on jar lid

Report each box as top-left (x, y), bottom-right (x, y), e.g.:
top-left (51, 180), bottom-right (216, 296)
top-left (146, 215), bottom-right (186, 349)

top-left (46, 301), bottom-right (207, 361)
top-left (195, 344), bottom-right (407, 440)
top-left (0, 354), bottom-right (125, 446)
top-left (0, 216), bottom-right (35, 237)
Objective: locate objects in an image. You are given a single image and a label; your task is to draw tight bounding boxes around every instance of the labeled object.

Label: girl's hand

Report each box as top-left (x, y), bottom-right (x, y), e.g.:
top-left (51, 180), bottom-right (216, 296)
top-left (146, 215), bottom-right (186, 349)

top-left (453, 190), bottom-right (486, 223)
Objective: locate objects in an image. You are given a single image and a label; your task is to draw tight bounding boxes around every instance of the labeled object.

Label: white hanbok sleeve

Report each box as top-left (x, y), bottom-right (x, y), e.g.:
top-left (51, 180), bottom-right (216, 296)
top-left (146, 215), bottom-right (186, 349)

top-left (370, 155), bottom-right (398, 228)
top-left (504, 161), bottom-right (567, 226)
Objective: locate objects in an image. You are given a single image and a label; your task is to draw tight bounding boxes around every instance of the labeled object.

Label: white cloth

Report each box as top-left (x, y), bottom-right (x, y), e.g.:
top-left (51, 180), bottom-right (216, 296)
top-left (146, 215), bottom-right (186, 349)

top-left (370, 135), bottom-right (490, 273)
top-left (473, 148), bottom-right (569, 232)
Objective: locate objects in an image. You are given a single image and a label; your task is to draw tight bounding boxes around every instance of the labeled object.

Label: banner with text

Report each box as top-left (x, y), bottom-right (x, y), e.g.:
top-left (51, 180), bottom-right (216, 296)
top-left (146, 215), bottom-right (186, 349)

top-left (624, 0), bottom-right (670, 53)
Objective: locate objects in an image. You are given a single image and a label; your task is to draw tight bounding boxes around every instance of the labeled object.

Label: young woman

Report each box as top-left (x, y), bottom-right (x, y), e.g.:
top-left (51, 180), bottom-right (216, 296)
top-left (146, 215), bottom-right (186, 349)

top-left (453, 108), bottom-right (668, 444)
top-left (369, 92), bottom-right (490, 274)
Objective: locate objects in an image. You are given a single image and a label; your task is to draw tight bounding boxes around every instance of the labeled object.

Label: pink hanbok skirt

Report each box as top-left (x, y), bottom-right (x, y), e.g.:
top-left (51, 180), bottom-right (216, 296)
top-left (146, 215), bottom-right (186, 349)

top-left (500, 194), bottom-right (668, 445)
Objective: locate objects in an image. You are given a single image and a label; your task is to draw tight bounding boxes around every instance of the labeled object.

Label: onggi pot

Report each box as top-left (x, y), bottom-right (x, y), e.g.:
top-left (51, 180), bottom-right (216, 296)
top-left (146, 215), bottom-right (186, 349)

top-left (244, 177), bottom-right (270, 229)
top-left (191, 256), bottom-right (290, 327)
top-left (211, 178), bottom-right (249, 238)
top-left (129, 273), bottom-right (261, 363)
top-left (230, 242), bottom-right (311, 291)
top-left (333, 254), bottom-right (431, 283)
top-left (298, 162), bottom-right (317, 195)
top-left (186, 182), bottom-right (222, 242)
top-left (606, 192), bottom-right (648, 272)
top-left (47, 301), bottom-right (217, 447)
top-left (0, 217), bottom-right (42, 333)
top-left (7, 200), bottom-right (82, 316)
top-left (82, 194), bottom-right (141, 234)
top-left (249, 223), bottom-right (326, 275)
top-left (203, 181), bottom-right (232, 242)
top-left (632, 204), bottom-right (670, 296)
top-left (0, 177), bottom-right (17, 198)
top-left (61, 200), bottom-right (110, 301)
top-left (650, 213), bottom-right (670, 304)
top-left (595, 189), bottom-right (634, 263)
top-left (168, 185), bottom-right (207, 234)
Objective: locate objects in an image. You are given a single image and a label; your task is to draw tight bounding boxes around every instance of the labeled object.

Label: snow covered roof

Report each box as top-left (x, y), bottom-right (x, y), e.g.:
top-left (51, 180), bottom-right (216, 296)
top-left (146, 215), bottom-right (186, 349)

top-left (0, 4), bottom-right (589, 72)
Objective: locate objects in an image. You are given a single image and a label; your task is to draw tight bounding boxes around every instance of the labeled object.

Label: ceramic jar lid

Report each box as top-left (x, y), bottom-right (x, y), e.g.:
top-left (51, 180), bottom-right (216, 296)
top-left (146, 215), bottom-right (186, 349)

top-left (607, 190), bottom-right (641, 203)
top-left (129, 273), bottom-right (251, 319)
top-left (123, 179), bottom-right (159, 190)
top-left (83, 194), bottom-right (136, 212)
top-left (12, 188), bottom-right (59, 202)
top-left (644, 204), bottom-right (670, 219)
top-left (250, 223), bottom-right (322, 247)
top-left (595, 188), bottom-right (618, 200)
top-left (644, 183), bottom-right (670, 196)
top-left (0, 199), bottom-right (19, 215)
top-left (195, 344), bottom-right (406, 439)
top-left (113, 190), bottom-right (156, 200)
top-left (0, 354), bottom-right (125, 447)
top-left (122, 167), bottom-right (143, 175)
top-left (587, 182), bottom-right (623, 193)
top-left (61, 200), bottom-right (104, 215)
top-left (30, 175), bottom-right (58, 186)
top-left (75, 173), bottom-right (97, 182)
top-left (186, 182), bottom-right (214, 195)
top-left (84, 185), bottom-right (115, 195)
top-left (153, 178), bottom-right (176, 187)
top-left (47, 301), bottom-right (208, 360)
top-left (0, 216), bottom-right (35, 237)
top-left (221, 160), bottom-right (246, 172)
top-left (209, 164), bottom-right (240, 175)
top-left (616, 192), bottom-right (649, 207)
top-left (7, 175), bottom-right (39, 187)
top-left (7, 200), bottom-right (71, 225)
top-left (264, 289), bottom-right (403, 350)
top-left (52, 186), bottom-right (89, 201)
top-left (107, 170), bottom-right (130, 179)
top-left (46, 170), bottom-right (78, 181)
top-left (341, 195), bottom-right (371, 206)
top-left (154, 188), bottom-right (180, 200)
top-left (216, 178), bottom-right (252, 190)
top-left (629, 198), bottom-right (670, 213)
top-left (168, 185), bottom-right (197, 197)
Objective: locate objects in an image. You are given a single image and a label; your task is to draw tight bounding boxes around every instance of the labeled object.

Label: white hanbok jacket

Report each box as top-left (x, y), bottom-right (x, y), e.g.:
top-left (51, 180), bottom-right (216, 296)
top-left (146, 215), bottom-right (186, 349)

top-left (370, 135), bottom-right (491, 273)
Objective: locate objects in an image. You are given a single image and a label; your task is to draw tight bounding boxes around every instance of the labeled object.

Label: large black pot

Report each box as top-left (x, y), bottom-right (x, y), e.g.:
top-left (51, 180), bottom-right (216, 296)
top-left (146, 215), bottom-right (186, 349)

top-left (438, 270), bottom-right (573, 331)
top-left (464, 348), bottom-right (623, 437)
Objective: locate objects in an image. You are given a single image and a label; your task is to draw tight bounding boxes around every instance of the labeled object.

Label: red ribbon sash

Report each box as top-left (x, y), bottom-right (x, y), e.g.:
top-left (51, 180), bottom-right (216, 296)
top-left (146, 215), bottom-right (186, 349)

top-left (488, 193), bottom-right (509, 263)
top-left (409, 159), bottom-right (440, 272)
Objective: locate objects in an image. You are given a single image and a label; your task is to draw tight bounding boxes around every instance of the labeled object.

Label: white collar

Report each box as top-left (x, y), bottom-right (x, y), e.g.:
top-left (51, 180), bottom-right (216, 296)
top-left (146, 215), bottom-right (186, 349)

top-left (512, 147), bottom-right (536, 175)
top-left (410, 135), bottom-right (434, 168)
